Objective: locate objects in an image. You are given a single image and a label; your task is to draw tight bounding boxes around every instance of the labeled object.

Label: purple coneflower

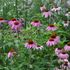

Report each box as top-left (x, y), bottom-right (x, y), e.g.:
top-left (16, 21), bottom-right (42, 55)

top-left (8, 48), bottom-right (16, 58)
top-left (58, 51), bottom-right (69, 59)
top-left (46, 24), bottom-right (58, 31)
top-left (8, 18), bottom-right (17, 26)
top-left (31, 20), bottom-right (41, 27)
top-left (42, 10), bottom-right (52, 18)
top-left (64, 42), bottom-right (70, 51)
top-left (8, 52), bottom-right (13, 58)
top-left (46, 38), bottom-right (56, 46)
top-left (25, 40), bottom-right (37, 49)
top-left (61, 59), bottom-right (70, 70)
top-left (55, 48), bottom-right (62, 55)
top-left (11, 21), bottom-right (22, 31)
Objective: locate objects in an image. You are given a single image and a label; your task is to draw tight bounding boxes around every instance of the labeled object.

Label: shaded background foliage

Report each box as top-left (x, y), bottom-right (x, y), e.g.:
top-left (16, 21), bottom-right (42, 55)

top-left (0, 0), bottom-right (68, 19)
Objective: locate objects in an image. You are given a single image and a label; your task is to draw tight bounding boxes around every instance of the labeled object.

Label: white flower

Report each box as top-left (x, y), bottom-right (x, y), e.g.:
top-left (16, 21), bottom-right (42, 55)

top-left (63, 21), bottom-right (69, 27)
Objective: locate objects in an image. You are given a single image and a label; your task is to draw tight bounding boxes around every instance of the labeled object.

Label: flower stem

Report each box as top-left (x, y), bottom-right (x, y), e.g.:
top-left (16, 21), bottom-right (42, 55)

top-left (15, 0), bottom-right (18, 18)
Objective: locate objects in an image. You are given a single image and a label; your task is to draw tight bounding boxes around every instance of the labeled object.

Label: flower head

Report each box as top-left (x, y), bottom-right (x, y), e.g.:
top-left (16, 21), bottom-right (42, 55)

top-left (58, 51), bottom-right (69, 59)
top-left (42, 10), bottom-right (52, 18)
top-left (8, 18), bottom-right (17, 26)
top-left (8, 19), bottom-right (22, 32)
top-left (61, 59), bottom-right (70, 70)
top-left (55, 47), bottom-right (62, 55)
top-left (12, 21), bottom-right (22, 30)
top-left (31, 20), bottom-right (41, 27)
top-left (64, 42), bottom-right (70, 51)
top-left (46, 38), bottom-right (57, 46)
top-left (8, 48), bottom-right (16, 58)
top-left (8, 52), bottom-right (13, 58)
top-left (46, 24), bottom-right (58, 31)
top-left (25, 40), bottom-right (37, 49)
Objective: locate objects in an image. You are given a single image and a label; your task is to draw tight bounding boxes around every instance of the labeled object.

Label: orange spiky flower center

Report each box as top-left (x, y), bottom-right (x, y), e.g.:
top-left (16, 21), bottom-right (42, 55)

top-left (49, 24), bottom-right (55, 27)
top-left (28, 40), bottom-right (34, 44)
top-left (12, 18), bottom-right (16, 21)
top-left (0, 18), bottom-right (4, 21)
top-left (49, 38), bottom-right (54, 41)
top-left (51, 35), bottom-right (56, 38)
top-left (34, 20), bottom-right (39, 23)
top-left (14, 21), bottom-right (19, 25)
top-left (58, 47), bottom-right (62, 50)
top-left (10, 48), bottom-right (15, 52)
top-left (67, 42), bottom-right (70, 46)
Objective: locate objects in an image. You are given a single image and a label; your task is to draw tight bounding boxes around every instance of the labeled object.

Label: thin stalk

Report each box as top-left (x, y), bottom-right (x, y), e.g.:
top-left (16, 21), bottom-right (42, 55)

top-left (3, 2), bottom-right (5, 18)
top-left (15, 0), bottom-right (18, 18)
top-left (24, 0), bottom-right (29, 29)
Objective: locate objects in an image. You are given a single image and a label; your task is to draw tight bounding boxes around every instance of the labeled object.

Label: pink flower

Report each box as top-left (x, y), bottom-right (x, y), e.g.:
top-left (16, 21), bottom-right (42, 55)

top-left (31, 20), bottom-right (41, 27)
top-left (46, 33), bottom-right (60, 47)
top-left (8, 52), bottom-right (13, 58)
top-left (34, 45), bottom-right (43, 50)
top-left (11, 21), bottom-right (22, 31)
top-left (8, 48), bottom-right (16, 58)
top-left (51, 34), bottom-right (60, 44)
top-left (55, 48), bottom-right (62, 55)
top-left (64, 42), bottom-right (70, 51)
top-left (46, 38), bottom-right (56, 46)
top-left (58, 52), bottom-right (69, 59)
top-left (46, 24), bottom-right (58, 31)
top-left (25, 40), bottom-right (37, 49)
top-left (42, 10), bottom-right (52, 18)
top-left (8, 18), bottom-right (22, 32)
top-left (40, 5), bottom-right (46, 12)
top-left (8, 18), bottom-right (17, 26)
